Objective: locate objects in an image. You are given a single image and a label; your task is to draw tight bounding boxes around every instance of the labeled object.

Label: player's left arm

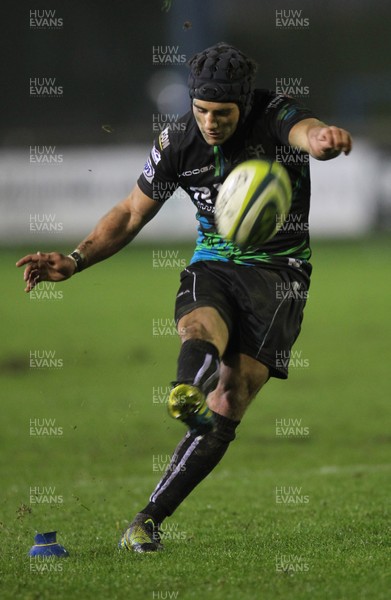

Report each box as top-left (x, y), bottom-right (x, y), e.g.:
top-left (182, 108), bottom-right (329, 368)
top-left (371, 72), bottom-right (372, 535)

top-left (288, 117), bottom-right (352, 161)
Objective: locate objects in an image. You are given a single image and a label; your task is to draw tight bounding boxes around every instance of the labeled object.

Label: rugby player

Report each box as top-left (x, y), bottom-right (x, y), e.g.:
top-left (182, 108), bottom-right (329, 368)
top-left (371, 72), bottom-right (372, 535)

top-left (17, 43), bottom-right (352, 552)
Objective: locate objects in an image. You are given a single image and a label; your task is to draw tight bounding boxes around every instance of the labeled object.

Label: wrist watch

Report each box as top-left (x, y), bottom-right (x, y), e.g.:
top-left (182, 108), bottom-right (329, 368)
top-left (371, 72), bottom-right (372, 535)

top-left (68, 250), bottom-right (85, 273)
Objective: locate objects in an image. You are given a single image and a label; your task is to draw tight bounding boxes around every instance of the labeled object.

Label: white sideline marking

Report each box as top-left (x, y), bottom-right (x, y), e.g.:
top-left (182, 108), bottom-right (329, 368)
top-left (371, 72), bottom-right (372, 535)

top-left (318, 464), bottom-right (391, 475)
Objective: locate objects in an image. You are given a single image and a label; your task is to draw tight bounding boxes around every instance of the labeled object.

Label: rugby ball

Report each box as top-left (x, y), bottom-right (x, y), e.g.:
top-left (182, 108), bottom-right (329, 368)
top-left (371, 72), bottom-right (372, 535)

top-left (215, 159), bottom-right (292, 248)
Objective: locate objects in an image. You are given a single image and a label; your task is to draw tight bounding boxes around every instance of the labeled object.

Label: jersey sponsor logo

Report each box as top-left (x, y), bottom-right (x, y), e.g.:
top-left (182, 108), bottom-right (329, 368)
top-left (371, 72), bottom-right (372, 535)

top-left (180, 164), bottom-right (214, 177)
top-left (189, 185), bottom-right (219, 203)
top-left (189, 184), bottom-right (221, 213)
top-left (143, 158), bottom-right (155, 183)
top-left (158, 127), bottom-right (170, 150)
top-left (197, 201), bottom-right (216, 214)
top-left (265, 94), bottom-right (290, 112)
top-left (151, 146), bottom-right (161, 165)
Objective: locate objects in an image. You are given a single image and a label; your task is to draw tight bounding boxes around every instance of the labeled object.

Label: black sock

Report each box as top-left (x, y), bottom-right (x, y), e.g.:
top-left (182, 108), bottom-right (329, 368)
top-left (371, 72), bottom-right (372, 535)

top-left (141, 412), bottom-right (240, 523)
top-left (175, 339), bottom-right (220, 396)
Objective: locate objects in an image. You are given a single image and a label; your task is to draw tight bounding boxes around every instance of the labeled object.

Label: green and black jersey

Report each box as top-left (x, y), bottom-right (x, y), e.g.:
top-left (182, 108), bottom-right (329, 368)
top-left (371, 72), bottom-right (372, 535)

top-left (137, 90), bottom-right (316, 270)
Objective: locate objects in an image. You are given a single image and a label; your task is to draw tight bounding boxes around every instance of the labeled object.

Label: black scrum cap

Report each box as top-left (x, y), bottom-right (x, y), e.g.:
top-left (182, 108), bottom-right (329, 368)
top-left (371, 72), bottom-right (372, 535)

top-left (188, 42), bottom-right (257, 118)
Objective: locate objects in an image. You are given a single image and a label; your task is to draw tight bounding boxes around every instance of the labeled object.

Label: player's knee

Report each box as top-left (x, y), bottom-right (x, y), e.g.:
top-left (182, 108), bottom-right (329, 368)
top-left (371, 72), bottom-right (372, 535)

top-left (177, 308), bottom-right (229, 355)
top-left (178, 321), bottom-right (214, 344)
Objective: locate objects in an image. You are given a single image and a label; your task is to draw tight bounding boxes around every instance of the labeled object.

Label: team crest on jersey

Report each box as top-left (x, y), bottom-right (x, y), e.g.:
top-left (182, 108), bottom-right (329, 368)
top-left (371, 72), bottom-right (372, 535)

top-left (246, 144), bottom-right (266, 158)
top-left (158, 127), bottom-right (170, 150)
top-left (143, 158), bottom-right (155, 183)
top-left (151, 146), bottom-right (161, 165)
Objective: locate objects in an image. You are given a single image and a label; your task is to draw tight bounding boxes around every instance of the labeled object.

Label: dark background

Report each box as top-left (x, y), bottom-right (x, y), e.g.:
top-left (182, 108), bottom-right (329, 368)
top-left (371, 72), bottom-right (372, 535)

top-left (2, 0), bottom-right (391, 147)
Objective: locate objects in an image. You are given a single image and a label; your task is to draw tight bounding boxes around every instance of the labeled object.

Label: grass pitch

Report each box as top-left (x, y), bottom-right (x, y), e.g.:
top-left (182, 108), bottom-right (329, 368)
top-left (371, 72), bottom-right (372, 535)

top-left (0, 237), bottom-right (390, 600)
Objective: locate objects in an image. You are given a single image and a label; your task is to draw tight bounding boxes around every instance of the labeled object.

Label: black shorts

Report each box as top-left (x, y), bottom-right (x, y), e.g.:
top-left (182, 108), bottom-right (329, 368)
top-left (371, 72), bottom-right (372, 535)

top-left (174, 260), bottom-right (311, 379)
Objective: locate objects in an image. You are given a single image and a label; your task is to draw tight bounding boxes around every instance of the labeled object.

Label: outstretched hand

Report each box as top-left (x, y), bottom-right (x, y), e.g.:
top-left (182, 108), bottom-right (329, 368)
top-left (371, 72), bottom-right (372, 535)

top-left (16, 251), bottom-right (76, 292)
top-left (307, 125), bottom-right (352, 161)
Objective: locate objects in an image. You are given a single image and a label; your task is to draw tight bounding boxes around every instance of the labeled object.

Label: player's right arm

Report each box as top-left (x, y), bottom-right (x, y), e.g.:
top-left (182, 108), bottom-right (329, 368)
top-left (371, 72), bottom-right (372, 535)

top-left (16, 184), bottom-right (161, 292)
